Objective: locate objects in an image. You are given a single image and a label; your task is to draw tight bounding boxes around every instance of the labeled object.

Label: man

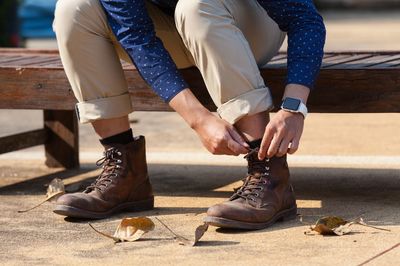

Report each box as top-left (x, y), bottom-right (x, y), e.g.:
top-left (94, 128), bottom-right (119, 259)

top-left (53, 0), bottom-right (325, 230)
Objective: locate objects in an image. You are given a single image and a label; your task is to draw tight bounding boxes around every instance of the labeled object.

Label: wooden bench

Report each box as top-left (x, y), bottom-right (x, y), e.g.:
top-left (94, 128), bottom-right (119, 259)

top-left (1, 48), bottom-right (399, 168)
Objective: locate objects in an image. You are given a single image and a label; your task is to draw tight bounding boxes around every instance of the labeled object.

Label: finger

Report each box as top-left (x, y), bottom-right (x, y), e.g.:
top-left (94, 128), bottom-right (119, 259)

top-left (226, 138), bottom-right (246, 155)
top-left (277, 135), bottom-right (292, 157)
top-left (288, 134), bottom-right (301, 154)
top-left (267, 132), bottom-right (285, 158)
top-left (209, 138), bottom-right (237, 155)
top-left (228, 127), bottom-right (250, 150)
top-left (209, 145), bottom-right (236, 156)
top-left (258, 127), bottom-right (274, 160)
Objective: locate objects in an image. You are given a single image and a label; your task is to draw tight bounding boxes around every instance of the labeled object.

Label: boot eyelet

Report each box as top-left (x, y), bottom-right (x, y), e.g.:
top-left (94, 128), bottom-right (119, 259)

top-left (265, 167), bottom-right (270, 170)
top-left (255, 193), bottom-right (259, 197)
top-left (117, 152), bottom-right (122, 156)
top-left (262, 181), bottom-right (267, 184)
top-left (117, 159), bottom-right (122, 163)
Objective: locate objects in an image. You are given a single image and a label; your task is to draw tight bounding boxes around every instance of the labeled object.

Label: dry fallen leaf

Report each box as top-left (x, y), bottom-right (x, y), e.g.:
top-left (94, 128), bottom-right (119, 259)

top-left (311, 216), bottom-right (348, 235)
top-left (18, 178), bottom-right (65, 213)
top-left (193, 223), bottom-right (209, 246)
top-left (89, 217), bottom-right (155, 243)
top-left (305, 216), bottom-right (390, 236)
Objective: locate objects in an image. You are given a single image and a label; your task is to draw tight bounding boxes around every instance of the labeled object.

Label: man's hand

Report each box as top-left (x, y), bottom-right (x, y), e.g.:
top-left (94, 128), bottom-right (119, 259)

top-left (192, 113), bottom-right (249, 156)
top-left (258, 83), bottom-right (310, 160)
top-left (169, 88), bottom-right (249, 156)
top-left (258, 110), bottom-right (304, 159)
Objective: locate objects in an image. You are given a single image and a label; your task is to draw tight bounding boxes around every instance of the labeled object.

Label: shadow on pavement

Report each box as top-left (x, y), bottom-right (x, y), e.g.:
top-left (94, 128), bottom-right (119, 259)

top-left (1, 163), bottom-right (399, 227)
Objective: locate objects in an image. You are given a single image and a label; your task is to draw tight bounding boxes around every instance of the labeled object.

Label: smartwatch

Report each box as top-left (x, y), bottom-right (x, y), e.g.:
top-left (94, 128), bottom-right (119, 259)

top-left (281, 97), bottom-right (308, 118)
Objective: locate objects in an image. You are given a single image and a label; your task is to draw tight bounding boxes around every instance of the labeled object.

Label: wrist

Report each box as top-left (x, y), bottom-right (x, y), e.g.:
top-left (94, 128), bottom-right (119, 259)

top-left (281, 97), bottom-right (308, 119)
top-left (189, 108), bottom-right (213, 130)
top-left (283, 84), bottom-right (310, 104)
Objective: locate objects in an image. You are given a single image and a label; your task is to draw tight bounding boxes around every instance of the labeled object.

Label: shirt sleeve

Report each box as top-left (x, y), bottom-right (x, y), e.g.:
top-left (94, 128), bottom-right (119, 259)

top-left (258, 0), bottom-right (326, 89)
top-left (99, 0), bottom-right (188, 102)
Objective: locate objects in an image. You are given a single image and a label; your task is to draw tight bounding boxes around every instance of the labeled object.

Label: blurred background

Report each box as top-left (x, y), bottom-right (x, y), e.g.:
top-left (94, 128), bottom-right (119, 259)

top-left (1, 0), bottom-right (400, 49)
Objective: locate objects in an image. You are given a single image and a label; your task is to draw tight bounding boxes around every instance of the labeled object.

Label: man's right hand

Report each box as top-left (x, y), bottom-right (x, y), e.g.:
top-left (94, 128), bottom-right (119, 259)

top-left (169, 88), bottom-right (249, 156)
top-left (192, 112), bottom-right (249, 156)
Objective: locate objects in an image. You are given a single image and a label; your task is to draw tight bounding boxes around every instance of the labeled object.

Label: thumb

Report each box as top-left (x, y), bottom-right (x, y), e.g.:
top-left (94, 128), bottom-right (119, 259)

top-left (228, 127), bottom-right (250, 151)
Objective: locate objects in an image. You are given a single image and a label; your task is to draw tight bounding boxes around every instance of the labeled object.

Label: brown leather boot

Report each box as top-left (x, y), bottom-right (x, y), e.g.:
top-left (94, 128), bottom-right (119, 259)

top-left (204, 149), bottom-right (297, 229)
top-left (54, 136), bottom-right (154, 219)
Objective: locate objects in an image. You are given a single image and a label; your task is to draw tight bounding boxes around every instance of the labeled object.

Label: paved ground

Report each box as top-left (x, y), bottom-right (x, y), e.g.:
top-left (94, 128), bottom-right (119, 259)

top-left (1, 11), bottom-right (400, 266)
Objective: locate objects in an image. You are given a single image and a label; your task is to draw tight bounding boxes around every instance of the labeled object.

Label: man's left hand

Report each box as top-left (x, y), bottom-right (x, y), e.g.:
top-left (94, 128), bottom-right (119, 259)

top-left (258, 109), bottom-right (304, 160)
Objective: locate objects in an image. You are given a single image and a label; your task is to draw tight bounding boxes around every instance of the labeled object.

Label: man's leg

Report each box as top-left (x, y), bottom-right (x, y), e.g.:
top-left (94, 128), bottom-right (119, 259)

top-left (176, 0), bottom-right (296, 229)
top-left (52, 0), bottom-right (193, 219)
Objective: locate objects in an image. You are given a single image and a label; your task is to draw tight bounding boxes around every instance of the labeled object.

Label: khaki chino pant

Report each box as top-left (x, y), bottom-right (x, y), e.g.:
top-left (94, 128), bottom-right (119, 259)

top-left (54, 0), bottom-right (284, 124)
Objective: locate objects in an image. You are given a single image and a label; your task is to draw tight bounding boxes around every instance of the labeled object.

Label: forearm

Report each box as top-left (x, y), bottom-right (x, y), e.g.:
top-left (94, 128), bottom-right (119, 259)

top-left (168, 88), bottom-right (212, 129)
top-left (100, 0), bottom-right (187, 101)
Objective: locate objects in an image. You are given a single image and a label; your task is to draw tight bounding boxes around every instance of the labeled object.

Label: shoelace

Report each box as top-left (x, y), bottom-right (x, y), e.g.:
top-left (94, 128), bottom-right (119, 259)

top-left (84, 148), bottom-right (123, 192)
top-left (232, 148), bottom-right (271, 202)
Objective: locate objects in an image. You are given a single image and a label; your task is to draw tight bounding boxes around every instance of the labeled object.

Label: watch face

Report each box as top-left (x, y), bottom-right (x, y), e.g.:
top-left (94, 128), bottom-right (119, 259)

top-left (282, 97), bottom-right (301, 111)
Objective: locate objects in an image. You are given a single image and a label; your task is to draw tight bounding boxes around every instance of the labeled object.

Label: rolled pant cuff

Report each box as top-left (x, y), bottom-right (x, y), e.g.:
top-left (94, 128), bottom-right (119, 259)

top-left (75, 93), bottom-right (133, 123)
top-left (217, 87), bottom-right (274, 125)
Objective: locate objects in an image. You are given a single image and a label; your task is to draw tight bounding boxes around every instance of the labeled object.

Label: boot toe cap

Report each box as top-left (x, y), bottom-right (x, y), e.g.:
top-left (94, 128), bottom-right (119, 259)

top-left (206, 201), bottom-right (258, 223)
top-left (56, 193), bottom-right (95, 210)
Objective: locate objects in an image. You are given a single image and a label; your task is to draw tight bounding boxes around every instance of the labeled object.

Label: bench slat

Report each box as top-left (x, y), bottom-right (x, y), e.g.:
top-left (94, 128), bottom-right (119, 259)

top-left (1, 49), bottom-right (400, 113)
top-left (322, 54), bottom-right (373, 68)
top-left (365, 54), bottom-right (400, 68)
top-left (267, 53), bottom-right (342, 68)
top-left (338, 55), bottom-right (399, 69)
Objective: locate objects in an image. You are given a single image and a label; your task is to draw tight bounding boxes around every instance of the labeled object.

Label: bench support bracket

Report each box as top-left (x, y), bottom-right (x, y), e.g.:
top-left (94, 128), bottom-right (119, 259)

top-left (44, 110), bottom-right (79, 169)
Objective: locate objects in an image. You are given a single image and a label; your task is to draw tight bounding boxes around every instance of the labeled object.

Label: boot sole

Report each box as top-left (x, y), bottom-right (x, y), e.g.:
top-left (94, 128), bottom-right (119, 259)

top-left (53, 197), bottom-right (154, 219)
top-left (204, 205), bottom-right (297, 230)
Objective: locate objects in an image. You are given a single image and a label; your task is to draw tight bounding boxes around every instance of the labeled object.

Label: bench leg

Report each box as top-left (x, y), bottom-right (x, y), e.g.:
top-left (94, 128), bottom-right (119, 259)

top-left (44, 110), bottom-right (79, 169)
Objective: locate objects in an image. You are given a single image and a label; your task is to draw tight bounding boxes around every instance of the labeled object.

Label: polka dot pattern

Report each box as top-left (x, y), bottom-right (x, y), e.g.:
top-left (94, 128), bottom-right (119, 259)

top-left (100, 0), bottom-right (188, 102)
top-left (259, 0), bottom-right (326, 89)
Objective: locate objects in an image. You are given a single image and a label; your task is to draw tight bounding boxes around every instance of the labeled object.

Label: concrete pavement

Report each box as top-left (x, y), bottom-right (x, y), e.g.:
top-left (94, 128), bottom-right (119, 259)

top-left (0, 158), bottom-right (399, 265)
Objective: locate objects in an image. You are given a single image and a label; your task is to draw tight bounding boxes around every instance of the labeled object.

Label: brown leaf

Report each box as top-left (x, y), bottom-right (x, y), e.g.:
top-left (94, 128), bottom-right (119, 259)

top-left (18, 178), bottom-right (65, 213)
top-left (114, 217), bottom-right (155, 242)
top-left (89, 217), bottom-right (155, 243)
top-left (305, 216), bottom-right (391, 236)
top-left (307, 216), bottom-right (349, 236)
top-left (193, 223), bottom-right (209, 246)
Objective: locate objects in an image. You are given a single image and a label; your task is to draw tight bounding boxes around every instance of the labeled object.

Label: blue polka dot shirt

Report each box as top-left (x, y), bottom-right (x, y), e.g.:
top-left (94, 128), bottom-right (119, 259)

top-left (99, 0), bottom-right (326, 102)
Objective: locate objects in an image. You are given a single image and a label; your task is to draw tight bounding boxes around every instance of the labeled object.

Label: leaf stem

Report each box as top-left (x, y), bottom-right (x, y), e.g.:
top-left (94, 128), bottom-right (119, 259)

top-left (17, 191), bottom-right (64, 213)
top-left (154, 217), bottom-right (191, 243)
top-left (88, 223), bottom-right (120, 242)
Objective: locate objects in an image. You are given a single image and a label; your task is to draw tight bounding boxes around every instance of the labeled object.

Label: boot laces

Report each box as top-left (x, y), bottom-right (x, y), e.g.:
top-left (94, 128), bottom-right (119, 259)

top-left (84, 147), bottom-right (123, 192)
top-left (232, 148), bottom-right (271, 203)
